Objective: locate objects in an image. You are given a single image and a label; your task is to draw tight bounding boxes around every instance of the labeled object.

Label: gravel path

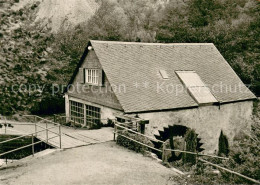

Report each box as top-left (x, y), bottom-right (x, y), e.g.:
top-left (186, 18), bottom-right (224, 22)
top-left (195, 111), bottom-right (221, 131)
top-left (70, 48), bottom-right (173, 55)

top-left (0, 142), bottom-right (178, 185)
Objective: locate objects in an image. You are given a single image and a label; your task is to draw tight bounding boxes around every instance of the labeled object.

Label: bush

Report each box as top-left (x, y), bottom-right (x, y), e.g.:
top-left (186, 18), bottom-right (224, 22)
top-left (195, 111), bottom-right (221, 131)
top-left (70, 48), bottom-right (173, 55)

top-left (101, 118), bottom-right (114, 128)
top-left (31, 96), bottom-right (65, 115)
top-left (223, 120), bottom-right (260, 183)
top-left (218, 130), bottom-right (229, 156)
top-left (183, 129), bottom-right (197, 165)
top-left (116, 130), bottom-right (153, 154)
top-left (90, 120), bottom-right (103, 130)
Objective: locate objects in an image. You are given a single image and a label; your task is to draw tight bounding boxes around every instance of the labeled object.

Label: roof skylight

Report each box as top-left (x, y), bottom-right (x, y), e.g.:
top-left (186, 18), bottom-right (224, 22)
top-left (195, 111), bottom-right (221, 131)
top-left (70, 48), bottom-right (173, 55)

top-left (176, 71), bottom-right (218, 104)
top-left (159, 70), bottom-right (169, 79)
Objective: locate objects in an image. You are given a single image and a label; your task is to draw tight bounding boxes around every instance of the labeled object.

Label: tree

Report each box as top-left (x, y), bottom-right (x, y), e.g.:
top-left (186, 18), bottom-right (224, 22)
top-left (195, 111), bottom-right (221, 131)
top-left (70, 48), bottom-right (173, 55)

top-left (218, 130), bottom-right (229, 156)
top-left (86, 1), bottom-right (127, 41)
top-left (183, 129), bottom-right (198, 164)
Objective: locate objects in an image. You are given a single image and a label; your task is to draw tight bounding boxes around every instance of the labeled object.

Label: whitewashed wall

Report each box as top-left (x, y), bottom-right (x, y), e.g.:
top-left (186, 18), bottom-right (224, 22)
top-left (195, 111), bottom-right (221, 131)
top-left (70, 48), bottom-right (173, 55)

top-left (129, 101), bottom-right (253, 154)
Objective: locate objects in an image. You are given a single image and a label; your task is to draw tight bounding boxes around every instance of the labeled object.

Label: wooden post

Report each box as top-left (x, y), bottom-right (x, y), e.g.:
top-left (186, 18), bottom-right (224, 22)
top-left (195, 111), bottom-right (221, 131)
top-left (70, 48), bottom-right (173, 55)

top-left (4, 117), bottom-right (6, 134)
top-left (114, 124), bottom-right (117, 141)
top-left (183, 141), bottom-right (186, 164)
top-left (34, 115), bottom-right (37, 123)
top-left (59, 125), bottom-right (62, 149)
top-left (162, 142), bottom-right (166, 162)
top-left (32, 134), bottom-right (34, 156)
top-left (46, 122), bottom-right (48, 144)
top-left (54, 114), bottom-right (56, 123)
top-left (35, 123), bottom-right (37, 137)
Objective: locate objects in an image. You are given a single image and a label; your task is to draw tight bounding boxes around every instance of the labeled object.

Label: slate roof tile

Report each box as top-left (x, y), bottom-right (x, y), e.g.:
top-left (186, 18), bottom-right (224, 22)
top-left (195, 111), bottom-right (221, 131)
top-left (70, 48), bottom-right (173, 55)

top-left (88, 40), bottom-right (256, 113)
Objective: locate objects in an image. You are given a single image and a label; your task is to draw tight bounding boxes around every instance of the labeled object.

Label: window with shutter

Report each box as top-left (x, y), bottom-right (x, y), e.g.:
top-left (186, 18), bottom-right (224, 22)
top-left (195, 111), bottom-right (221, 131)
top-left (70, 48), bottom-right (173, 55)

top-left (85, 69), bottom-right (99, 85)
top-left (79, 68), bottom-right (85, 84)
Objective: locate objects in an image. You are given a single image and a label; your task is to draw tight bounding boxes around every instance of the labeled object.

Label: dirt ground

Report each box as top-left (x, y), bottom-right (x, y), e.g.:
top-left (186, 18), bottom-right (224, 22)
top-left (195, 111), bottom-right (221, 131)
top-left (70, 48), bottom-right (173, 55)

top-left (0, 142), bottom-right (178, 185)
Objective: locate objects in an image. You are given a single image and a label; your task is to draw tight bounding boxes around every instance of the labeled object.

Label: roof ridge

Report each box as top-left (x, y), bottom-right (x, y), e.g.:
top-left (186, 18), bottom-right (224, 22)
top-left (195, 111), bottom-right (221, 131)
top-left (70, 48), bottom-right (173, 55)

top-left (90, 40), bottom-right (214, 46)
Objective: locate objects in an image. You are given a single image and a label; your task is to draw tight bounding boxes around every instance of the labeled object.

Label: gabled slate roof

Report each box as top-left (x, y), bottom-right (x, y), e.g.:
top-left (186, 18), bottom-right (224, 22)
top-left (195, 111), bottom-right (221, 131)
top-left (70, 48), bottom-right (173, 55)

top-left (69, 40), bottom-right (256, 113)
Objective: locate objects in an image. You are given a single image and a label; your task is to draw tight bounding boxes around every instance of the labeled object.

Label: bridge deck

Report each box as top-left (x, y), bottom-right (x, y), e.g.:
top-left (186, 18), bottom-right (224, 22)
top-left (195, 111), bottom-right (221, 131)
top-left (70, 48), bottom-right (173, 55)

top-left (0, 120), bottom-right (113, 149)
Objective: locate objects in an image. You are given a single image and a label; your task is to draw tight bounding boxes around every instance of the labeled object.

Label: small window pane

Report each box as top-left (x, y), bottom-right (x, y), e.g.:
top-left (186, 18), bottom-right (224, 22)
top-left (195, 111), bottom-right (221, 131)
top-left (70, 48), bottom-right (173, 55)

top-left (69, 100), bottom-right (84, 124)
top-left (85, 104), bottom-right (101, 126)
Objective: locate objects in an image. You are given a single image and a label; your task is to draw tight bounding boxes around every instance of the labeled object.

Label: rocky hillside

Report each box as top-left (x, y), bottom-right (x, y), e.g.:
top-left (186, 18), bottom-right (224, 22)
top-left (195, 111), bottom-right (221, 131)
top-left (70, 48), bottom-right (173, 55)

top-left (11, 0), bottom-right (99, 32)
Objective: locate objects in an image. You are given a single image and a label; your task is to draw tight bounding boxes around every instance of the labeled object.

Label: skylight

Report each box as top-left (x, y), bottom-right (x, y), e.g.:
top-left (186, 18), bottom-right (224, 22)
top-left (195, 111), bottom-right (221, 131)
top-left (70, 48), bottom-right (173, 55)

top-left (159, 70), bottom-right (169, 79)
top-left (176, 71), bottom-right (218, 104)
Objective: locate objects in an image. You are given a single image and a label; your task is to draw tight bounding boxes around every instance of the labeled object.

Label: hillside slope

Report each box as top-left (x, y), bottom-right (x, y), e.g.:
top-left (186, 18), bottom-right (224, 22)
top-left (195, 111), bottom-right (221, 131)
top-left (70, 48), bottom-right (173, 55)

top-left (11, 0), bottom-right (99, 32)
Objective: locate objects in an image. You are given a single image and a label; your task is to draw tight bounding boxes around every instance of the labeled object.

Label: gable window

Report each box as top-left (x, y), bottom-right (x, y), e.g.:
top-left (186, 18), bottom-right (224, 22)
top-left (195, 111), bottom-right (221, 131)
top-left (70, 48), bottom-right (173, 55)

top-left (85, 69), bottom-right (99, 85)
top-left (176, 71), bottom-right (218, 104)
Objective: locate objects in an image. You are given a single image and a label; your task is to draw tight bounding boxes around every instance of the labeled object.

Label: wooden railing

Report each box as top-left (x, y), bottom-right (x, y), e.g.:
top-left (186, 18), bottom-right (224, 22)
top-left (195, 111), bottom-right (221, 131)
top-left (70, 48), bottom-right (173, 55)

top-left (113, 123), bottom-right (260, 184)
top-left (0, 115), bottom-right (62, 159)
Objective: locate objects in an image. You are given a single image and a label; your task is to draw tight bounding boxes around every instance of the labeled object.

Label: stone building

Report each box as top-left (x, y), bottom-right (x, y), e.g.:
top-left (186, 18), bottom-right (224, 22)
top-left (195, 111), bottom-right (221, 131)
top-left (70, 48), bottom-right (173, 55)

top-left (65, 40), bottom-right (256, 153)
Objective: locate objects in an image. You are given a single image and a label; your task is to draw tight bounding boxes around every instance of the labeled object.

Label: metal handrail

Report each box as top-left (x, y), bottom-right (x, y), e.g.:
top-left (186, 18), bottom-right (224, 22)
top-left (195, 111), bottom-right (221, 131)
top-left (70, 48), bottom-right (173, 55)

top-left (0, 135), bottom-right (59, 157)
top-left (115, 123), bottom-right (164, 143)
top-left (114, 123), bottom-right (229, 160)
top-left (0, 126), bottom-right (58, 144)
top-left (23, 115), bottom-right (60, 126)
top-left (164, 148), bottom-right (229, 160)
top-left (115, 132), bottom-right (162, 153)
top-left (36, 124), bottom-right (60, 136)
top-left (0, 115), bottom-right (62, 160)
top-left (199, 158), bottom-right (260, 184)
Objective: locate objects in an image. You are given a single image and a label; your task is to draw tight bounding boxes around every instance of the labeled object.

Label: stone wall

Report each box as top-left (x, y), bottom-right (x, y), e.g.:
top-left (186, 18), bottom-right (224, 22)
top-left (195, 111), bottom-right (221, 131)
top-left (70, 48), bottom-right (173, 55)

top-left (129, 101), bottom-right (253, 154)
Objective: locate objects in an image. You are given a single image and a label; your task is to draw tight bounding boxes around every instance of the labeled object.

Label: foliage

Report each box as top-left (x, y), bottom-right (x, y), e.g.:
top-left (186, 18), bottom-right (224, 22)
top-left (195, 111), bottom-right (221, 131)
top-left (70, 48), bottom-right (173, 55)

top-left (172, 112), bottom-right (260, 184)
top-left (89, 120), bottom-right (103, 130)
top-left (102, 118), bottom-right (114, 128)
top-left (155, 0), bottom-right (260, 96)
top-left (116, 130), bottom-right (153, 154)
top-left (30, 95), bottom-right (65, 115)
top-left (223, 119), bottom-right (260, 183)
top-left (0, 0), bottom-right (74, 116)
top-left (183, 129), bottom-right (198, 165)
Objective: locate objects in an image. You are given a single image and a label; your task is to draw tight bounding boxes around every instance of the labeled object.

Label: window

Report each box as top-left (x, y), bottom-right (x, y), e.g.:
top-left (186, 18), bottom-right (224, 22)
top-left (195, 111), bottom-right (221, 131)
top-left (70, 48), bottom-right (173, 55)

top-left (85, 69), bottom-right (99, 85)
top-left (86, 104), bottom-right (101, 125)
top-left (116, 117), bottom-right (126, 123)
top-left (176, 71), bottom-right (217, 104)
top-left (159, 70), bottom-right (169, 79)
top-left (70, 101), bottom-right (84, 124)
top-left (140, 124), bottom-right (145, 134)
top-left (139, 120), bottom-right (148, 134)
